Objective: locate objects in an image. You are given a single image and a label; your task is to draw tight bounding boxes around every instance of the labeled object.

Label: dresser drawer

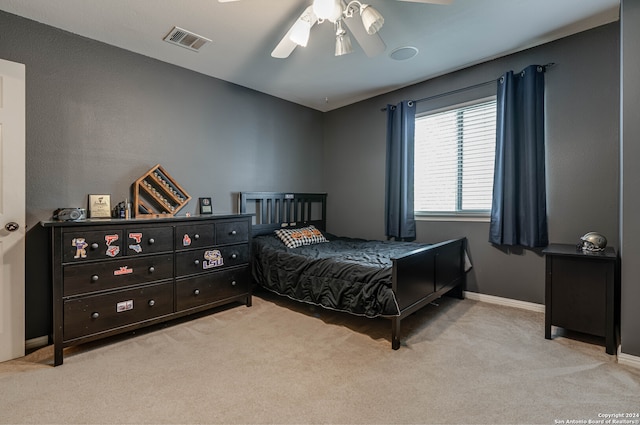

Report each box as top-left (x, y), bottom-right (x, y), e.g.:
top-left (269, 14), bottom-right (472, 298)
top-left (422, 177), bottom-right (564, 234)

top-left (124, 226), bottom-right (173, 255)
top-left (216, 220), bottom-right (249, 245)
top-left (218, 244), bottom-right (250, 267)
top-left (175, 224), bottom-right (215, 250)
top-left (63, 282), bottom-right (174, 341)
top-left (62, 230), bottom-right (123, 262)
top-left (63, 254), bottom-right (173, 297)
top-left (175, 244), bottom-right (249, 277)
top-left (176, 267), bottom-right (249, 311)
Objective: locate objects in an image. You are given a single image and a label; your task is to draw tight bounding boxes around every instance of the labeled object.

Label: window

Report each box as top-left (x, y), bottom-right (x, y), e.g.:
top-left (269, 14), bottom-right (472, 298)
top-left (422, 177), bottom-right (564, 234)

top-left (414, 98), bottom-right (497, 218)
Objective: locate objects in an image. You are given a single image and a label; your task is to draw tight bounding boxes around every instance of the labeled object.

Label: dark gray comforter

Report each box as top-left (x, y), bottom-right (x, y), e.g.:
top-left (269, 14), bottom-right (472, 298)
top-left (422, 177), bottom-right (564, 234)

top-left (251, 234), bottom-right (430, 317)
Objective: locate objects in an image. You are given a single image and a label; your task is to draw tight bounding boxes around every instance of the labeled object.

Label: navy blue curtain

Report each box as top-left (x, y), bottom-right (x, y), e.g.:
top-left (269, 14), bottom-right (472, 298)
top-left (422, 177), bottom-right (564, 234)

top-left (385, 100), bottom-right (416, 241)
top-left (489, 65), bottom-right (548, 248)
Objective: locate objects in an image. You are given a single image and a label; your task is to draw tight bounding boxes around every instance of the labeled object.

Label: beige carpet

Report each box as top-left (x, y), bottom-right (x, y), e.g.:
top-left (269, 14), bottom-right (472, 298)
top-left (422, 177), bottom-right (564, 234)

top-left (1, 291), bottom-right (639, 425)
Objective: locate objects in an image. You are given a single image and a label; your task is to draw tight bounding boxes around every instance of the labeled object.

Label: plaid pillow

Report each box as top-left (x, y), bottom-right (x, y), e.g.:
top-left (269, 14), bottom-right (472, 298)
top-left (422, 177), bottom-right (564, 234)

top-left (274, 225), bottom-right (329, 249)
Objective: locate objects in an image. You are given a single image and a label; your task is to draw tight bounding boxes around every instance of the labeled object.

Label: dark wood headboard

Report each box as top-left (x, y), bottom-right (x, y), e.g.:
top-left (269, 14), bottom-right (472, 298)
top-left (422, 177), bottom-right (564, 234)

top-left (238, 192), bottom-right (327, 236)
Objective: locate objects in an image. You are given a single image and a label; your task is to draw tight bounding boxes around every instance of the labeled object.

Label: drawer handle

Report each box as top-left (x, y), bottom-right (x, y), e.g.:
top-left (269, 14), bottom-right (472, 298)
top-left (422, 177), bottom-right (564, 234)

top-left (231, 280), bottom-right (237, 286)
top-left (148, 299), bottom-right (155, 307)
top-left (231, 253), bottom-right (237, 259)
top-left (91, 312), bottom-right (100, 319)
top-left (91, 274), bottom-right (99, 282)
top-left (91, 243), bottom-right (99, 250)
top-left (194, 234), bottom-right (200, 240)
top-left (148, 238), bottom-right (155, 244)
top-left (231, 230), bottom-right (237, 235)
top-left (148, 266), bottom-right (155, 273)
top-left (194, 259), bottom-right (200, 265)
top-left (194, 289), bottom-right (200, 296)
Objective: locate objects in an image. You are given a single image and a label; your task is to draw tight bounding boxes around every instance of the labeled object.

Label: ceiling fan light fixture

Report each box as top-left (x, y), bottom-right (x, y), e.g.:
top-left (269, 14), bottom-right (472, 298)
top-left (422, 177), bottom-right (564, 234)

top-left (335, 34), bottom-right (353, 56)
top-left (335, 20), bottom-right (353, 56)
top-left (289, 17), bottom-right (312, 47)
top-left (312, 0), bottom-right (342, 22)
top-left (360, 4), bottom-right (384, 35)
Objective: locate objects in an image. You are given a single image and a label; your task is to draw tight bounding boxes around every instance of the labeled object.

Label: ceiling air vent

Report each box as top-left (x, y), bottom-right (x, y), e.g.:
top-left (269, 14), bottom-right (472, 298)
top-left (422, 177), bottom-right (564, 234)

top-left (163, 26), bottom-right (211, 52)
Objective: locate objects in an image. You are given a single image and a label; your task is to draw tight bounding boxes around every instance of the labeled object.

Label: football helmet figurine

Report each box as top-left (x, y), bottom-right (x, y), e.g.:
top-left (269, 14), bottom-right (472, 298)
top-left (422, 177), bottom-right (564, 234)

top-left (578, 232), bottom-right (607, 252)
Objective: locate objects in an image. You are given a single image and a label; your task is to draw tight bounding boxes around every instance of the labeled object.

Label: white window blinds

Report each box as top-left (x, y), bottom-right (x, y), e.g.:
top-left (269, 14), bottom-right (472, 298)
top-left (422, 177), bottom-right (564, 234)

top-left (414, 98), bottom-right (497, 215)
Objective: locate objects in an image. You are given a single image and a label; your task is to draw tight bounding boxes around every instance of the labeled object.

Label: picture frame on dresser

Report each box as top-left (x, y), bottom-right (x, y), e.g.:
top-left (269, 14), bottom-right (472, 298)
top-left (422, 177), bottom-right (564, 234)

top-left (199, 197), bottom-right (213, 215)
top-left (88, 194), bottom-right (111, 218)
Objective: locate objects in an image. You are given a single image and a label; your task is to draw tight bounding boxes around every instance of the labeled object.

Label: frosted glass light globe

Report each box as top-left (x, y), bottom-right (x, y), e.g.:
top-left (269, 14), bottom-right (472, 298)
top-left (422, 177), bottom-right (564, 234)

top-left (313, 0), bottom-right (342, 22)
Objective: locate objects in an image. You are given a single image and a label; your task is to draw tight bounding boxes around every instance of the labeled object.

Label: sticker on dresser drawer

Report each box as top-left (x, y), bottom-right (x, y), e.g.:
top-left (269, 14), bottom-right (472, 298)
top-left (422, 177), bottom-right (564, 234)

top-left (63, 230), bottom-right (123, 262)
top-left (175, 224), bottom-right (214, 250)
top-left (128, 233), bottom-right (143, 253)
top-left (125, 226), bottom-right (174, 255)
top-left (175, 245), bottom-right (248, 276)
top-left (72, 238), bottom-right (88, 259)
top-left (114, 266), bottom-right (134, 276)
top-left (116, 300), bottom-right (134, 312)
top-left (203, 250), bottom-right (223, 269)
top-left (105, 234), bottom-right (120, 257)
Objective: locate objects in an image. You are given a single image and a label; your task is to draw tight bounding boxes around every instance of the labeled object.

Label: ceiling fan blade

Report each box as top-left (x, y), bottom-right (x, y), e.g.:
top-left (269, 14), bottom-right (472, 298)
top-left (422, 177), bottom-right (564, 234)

top-left (271, 6), bottom-right (318, 59)
top-left (342, 14), bottom-right (386, 58)
top-left (396, 0), bottom-right (453, 4)
top-left (271, 34), bottom-right (298, 59)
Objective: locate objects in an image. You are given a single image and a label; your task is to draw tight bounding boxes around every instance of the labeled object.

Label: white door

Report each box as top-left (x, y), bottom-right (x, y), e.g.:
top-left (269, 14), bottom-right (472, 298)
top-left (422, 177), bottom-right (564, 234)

top-left (0, 58), bottom-right (26, 363)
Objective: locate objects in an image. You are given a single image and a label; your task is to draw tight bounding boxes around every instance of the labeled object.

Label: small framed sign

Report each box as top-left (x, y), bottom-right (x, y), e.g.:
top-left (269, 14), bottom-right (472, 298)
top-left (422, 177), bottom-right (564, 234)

top-left (88, 194), bottom-right (112, 218)
top-left (199, 197), bottom-right (213, 215)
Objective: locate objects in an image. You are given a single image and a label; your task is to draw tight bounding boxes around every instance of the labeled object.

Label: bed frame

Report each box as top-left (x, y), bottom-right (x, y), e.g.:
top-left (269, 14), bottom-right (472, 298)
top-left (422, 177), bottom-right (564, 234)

top-left (238, 192), bottom-right (467, 349)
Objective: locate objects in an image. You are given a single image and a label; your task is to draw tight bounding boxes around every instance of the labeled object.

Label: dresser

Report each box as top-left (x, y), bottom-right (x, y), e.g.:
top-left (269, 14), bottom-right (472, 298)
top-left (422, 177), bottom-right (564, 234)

top-left (42, 214), bottom-right (252, 366)
top-left (543, 243), bottom-right (619, 354)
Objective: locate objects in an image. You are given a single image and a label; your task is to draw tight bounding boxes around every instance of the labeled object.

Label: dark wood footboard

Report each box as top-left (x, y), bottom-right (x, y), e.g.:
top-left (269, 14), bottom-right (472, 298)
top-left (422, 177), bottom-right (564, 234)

top-left (389, 237), bottom-right (467, 349)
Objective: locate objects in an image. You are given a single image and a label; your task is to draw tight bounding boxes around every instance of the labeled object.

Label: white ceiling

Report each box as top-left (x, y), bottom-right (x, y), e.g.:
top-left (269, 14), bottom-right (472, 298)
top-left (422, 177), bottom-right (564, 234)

top-left (0, 0), bottom-right (620, 112)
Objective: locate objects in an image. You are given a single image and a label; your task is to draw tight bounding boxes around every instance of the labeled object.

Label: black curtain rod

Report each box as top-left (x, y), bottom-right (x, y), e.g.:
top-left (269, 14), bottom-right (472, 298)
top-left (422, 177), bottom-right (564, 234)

top-left (413, 79), bottom-right (495, 105)
top-left (381, 63), bottom-right (556, 112)
top-left (380, 79), bottom-right (494, 112)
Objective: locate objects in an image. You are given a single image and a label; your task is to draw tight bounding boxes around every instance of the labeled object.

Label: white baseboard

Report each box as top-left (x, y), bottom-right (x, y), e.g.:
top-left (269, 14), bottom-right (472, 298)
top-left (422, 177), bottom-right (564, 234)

top-left (25, 335), bottom-right (49, 351)
top-left (464, 292), bottom-right (640, 370)
top-left (464, 291), bottom-right (545, 313)
top-left (618, 349), bottom-right (640, 370)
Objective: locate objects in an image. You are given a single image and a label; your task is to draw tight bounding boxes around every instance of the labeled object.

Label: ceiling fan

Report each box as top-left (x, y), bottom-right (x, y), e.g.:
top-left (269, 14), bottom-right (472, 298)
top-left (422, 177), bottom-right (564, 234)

top-left (218, 0), bottom-right (452, 58)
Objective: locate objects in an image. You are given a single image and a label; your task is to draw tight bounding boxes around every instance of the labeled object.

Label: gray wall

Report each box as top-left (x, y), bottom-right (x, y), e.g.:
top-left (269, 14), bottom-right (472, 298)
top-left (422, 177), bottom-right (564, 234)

top-left (0, 10), bottom-right (324, 338)
top-left (620, 0), bottom-right (640, 356)
top-left (325, 23), bottom-right (630, 347)
top-left (325, 23), bottom-right (620, 303)
top-left (0, 12), bottom-right (324, 221)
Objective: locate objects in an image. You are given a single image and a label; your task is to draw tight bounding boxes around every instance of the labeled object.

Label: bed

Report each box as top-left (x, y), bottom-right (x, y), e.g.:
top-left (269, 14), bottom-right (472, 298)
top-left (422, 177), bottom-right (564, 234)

top-left (239, 192), bottom-right (469, 349)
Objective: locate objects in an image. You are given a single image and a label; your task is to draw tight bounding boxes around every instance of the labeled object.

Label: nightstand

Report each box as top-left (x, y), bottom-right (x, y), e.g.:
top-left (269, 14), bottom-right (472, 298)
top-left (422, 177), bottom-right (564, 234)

top-left (543, 243), bottom-right (618, 354)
